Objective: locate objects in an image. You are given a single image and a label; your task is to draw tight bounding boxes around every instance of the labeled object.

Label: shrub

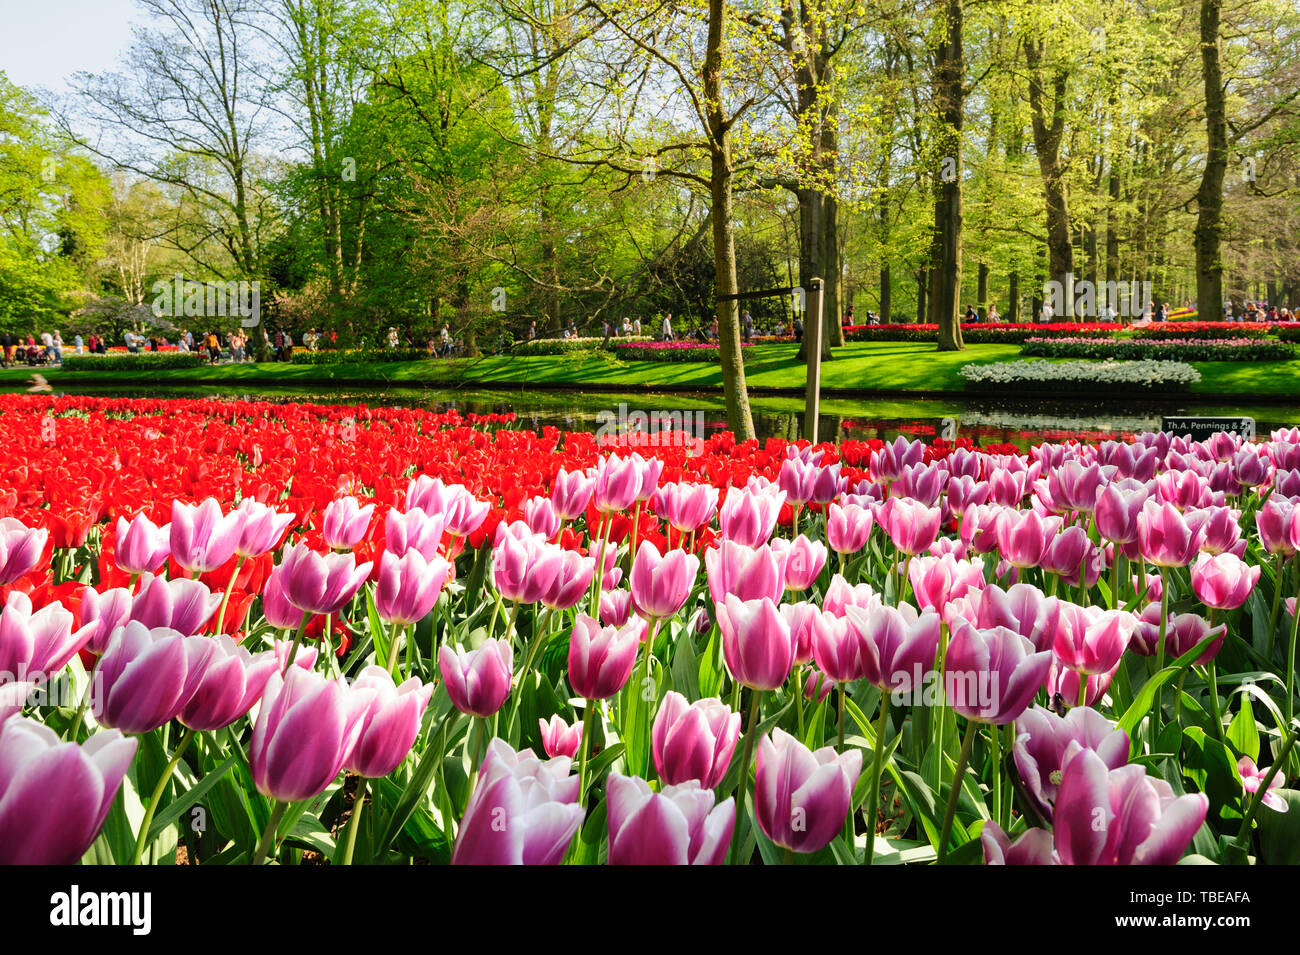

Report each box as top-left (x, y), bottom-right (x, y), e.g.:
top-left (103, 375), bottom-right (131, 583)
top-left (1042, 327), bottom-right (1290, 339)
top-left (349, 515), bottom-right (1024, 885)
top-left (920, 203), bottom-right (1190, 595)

top-left (61, 352), bottom-right (207, 371)
top-left (1020, 337), bottom-right (1294, 362)
top-left (959, 359), bottom-right (1200, 392)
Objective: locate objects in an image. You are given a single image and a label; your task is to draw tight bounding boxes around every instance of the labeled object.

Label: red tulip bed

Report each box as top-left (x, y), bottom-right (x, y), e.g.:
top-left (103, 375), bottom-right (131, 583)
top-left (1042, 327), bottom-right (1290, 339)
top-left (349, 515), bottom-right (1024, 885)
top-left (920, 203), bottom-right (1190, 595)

top-left (1, 392), bottom-right (1297, 868)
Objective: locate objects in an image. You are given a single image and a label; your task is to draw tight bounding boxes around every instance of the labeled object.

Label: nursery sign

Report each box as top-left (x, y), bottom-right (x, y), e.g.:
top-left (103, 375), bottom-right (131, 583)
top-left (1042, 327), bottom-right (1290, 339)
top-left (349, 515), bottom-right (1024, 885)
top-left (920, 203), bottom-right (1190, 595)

top-left (1161, 415), bottom-right (1255, 441)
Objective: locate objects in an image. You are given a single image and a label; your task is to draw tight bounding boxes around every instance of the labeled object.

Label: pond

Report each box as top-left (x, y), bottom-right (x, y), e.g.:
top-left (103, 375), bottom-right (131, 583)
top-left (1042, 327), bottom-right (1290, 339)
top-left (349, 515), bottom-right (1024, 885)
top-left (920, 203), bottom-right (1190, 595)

top-left (14, 381), bottom-right (1298, 449)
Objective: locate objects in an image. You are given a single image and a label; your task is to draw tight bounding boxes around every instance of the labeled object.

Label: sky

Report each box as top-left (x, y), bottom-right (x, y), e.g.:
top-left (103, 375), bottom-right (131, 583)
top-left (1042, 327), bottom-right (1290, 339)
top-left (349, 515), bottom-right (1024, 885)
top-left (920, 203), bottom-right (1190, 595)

top-left (0, 0), bottom-right (140, 93)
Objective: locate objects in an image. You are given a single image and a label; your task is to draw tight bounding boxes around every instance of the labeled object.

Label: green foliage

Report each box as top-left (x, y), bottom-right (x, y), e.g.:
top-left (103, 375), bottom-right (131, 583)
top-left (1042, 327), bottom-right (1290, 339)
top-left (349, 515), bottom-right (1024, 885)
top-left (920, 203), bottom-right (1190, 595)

top-left (61, 352), bottom-right (207, 371)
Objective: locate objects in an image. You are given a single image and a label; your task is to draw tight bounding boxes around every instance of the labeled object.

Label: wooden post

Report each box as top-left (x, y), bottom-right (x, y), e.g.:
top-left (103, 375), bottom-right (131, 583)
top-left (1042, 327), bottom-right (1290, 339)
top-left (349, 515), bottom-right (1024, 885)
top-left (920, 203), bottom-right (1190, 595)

top-left (804, 277), bottom-right (824, 443)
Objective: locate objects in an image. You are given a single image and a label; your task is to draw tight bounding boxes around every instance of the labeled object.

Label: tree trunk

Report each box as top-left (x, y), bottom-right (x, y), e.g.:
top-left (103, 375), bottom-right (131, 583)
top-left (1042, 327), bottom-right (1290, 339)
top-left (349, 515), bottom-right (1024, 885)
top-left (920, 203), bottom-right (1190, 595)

top-left (1008, 271), bottom-right (1019, 322)
top-left (916, 267), bottom-right (927, 324)
top-left (705, 0), bottom-right (755, 441)
top-left (929, 0), bottom-right (965, 351)
top-left (1024, 38), bottom-right (1074, 318)
top-left (1194, 0), bottom-right (1227, 317)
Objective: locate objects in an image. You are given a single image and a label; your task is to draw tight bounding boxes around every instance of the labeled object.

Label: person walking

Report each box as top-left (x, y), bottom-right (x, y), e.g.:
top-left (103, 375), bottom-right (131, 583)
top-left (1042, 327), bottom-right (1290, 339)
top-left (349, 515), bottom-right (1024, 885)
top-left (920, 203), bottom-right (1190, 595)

top-left (662, 312), bottom-right (674, 341)
top-left (632, 315), bottom-right (642, 336)
top-left (439, 323), bottom-right (451, 356)
top-left (741, 309), bottom-right (753, 343)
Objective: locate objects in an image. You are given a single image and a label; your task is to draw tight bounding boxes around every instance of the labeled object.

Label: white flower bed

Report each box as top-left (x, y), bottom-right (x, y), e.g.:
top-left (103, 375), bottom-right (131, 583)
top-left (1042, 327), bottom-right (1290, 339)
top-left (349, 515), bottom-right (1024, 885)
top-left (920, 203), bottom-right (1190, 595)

top-left (959, 359), bottom-right (1201, 389)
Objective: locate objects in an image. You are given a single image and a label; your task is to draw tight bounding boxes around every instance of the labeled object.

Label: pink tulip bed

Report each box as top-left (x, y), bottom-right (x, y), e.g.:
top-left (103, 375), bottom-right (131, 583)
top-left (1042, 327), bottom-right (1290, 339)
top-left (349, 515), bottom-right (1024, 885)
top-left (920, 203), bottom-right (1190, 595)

top-left (2, 395), bottom-right (1299, 868)
top-left (610, 341), bottom-right (754, 361)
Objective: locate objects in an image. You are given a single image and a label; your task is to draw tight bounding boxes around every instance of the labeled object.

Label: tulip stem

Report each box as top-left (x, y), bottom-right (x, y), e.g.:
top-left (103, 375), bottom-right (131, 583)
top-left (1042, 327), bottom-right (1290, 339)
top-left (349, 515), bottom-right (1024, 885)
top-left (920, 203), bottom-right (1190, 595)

top-left (337, 777), bottom-right (368, 866)
top-left (577, 702), bottom-right (597, 807)
top-left (1204, 608), bottom-right (1224, 740)
top-left (1110, 552), bottom-right (1121, 611)
top-left (251, 800), bottom-right (289, 866)
top-left (988, 721), bottom-right (1001, 838)
top-left (282, 612), bottom-right (312, 673)
top-left (508, 608), bottom-right (553, 732)
top-left (385, 622), bottom-right (405, 676)
top-left (897, 555), bottom-right (912, 608)
top-left (590, 513), bottom-right (612, 616)
top-left (214, 554), bottom-right (247, 636)
top-left (1288, 574), bottom-right (1300, 727)
top-left (1267, 555), bottom-right (1286, 654)
top-left (864, 696), bottom-right (890, 865)
top-left (629, 500), bottom-right (644, 569)
top-left (66, 670), bottom-right (96, 741)
top-left (1149, 567), bottom-right (1169, 754)
top-left (1077, 673), bottom-right (1088, 710)
top-left (130, 727), bottom-right (196, 866)
top-left (932, 622), bottom-right (950, 793)
top-left (837, 683), bottom-right (846, 751)
top-left (937, 719), bottom-right (978, 864)
top-left (730, 688), bottom-right (763, 866)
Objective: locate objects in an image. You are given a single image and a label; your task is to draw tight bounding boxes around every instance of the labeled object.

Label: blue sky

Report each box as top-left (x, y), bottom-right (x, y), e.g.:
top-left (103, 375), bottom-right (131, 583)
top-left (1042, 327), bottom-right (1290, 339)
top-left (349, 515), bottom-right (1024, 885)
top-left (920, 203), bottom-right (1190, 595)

top-left (1, 0), bottom-right (140, 92)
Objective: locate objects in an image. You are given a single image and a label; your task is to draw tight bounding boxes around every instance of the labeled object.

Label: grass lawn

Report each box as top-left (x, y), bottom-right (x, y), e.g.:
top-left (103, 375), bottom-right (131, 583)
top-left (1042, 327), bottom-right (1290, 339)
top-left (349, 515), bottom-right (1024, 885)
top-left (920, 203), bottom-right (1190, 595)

top-left (2, 340), bottom-right (1298, 399)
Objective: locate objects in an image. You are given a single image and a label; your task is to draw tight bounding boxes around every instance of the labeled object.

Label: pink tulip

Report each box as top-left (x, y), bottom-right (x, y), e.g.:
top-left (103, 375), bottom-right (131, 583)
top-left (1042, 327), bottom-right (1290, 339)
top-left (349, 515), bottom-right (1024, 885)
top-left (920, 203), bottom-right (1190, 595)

top-left (986, 468), bottom-right (1029, 507)
top-left (599, 589), bottom-right (633, 627)
top-left (439, 639), bottom-right (513, 717)
top-left (279, 543), bottom-right (373, 615)
top-left (550, 467), bottom-right (596, 521)
top-left (826, 502), bottom-right (874, 555)
top-left (1014, 705), bottom-right (1130, 818)
top-left (376, 549), bottom-right (452, 625)
top-left (704, 539), bottom-right (784, 607)
top-left (567, 614), bottom-right (642, 700)
top-left (961, 503), bottom-right (1006, 555)
top-left (593, 453), bottom-right (644, 513)
top-left (718, 485), bottom-right (786, 548)
top-left (1256, 497), bottom-right (1298, 556)
top-left (1051, 750), bottom-right (1208, 864)
top-left (907, 553), bottom-right (985, 611)
top-left (441, 490), bottom-right (491, 538)
top-left (778, 457), bottom-right (819, 505)
top-left (780, 600), bottom-right (830, 665)
top-left (261, 564), bottom-right (304, 629)
top-left (653, 481), bottom-right (719, 533)
top-left (845, 603), bottom-right (942, 693)
top-left (821, 573), bottom-right (881, 618)
top-left (1053, 605), bottom-right (1136, 676)
top-left (346, 667), bottom-right (435, 778)
top-left (538, 714), bottom-right (583, 759)
top-left (1191, 552), bottom-right (1259, 610)
top-left (0, 591), bottom-right (94, 685)
top-left (451, 740), bottom-right (582, 865)
top-left (250, 666), bottom-right (376, 801)
top-left (995, 509), bottom-right (1060, 569)
top-left (0, 517), bottom-right (47, 585)
top-left (233, 499), bottom-right (296, 559)
top-left (1093, 481), bottom-right (1150, 545)
top-left (809, 610), bottom-right (861, 684)
top-left (972, 583), bottom-right (1057, 652)
top-left (114, 513), bottom-right (171, 575)
top-left (170, 498), bottom-right (242, 573)
top-left (877, 497), bottom-right (942, 556)
top-left (718, 595), bottom-right (794, 691)
top-left (129, 573), bottom-right (222, 636)
top-left (490, 527), bottom-right (555, 604)
top-left (0, 680), bottom-right (33, 725)
top-left (945, 475), bottom-right (990, 518)
top-left (1046, 461), bottom-right (1107, 513)
top-left (0, 716), bottom-right (137, 864)
top-left (945, 620), bottom-right (1052, 724)
top-left (538, 549), bottom-right (596, 611)
top-left (606, 774), bottom-right (735, 865)
top-left (1238, 756), bottom-right (1287, 813)
top-left (1046, 658), bottom-right (1119, 708)
top-left (629, 541), bottom-right (699, 620)
top-left (652, 691), bottom-right (741, 788)
top-left (94, 621), bottom-right (214, 734)
top-left (870, 436), bottom-right (924, 482)
top-left (384, 507), bottom-right (447, 562)
top-left (803, 668), bottom-right (833, 702)
top-left (770, 535), bottom-right (827, 591)
top-left (1196, 506), bottom-right (1243, 556)
top-left (1137, 500), bottom-right (1207, 567)
top-left (321, 496), bottom-right (375, 551)
top-left (179, 634), bottom-right (278, 731)
top-left (755, 728), bottom-right (863, 853)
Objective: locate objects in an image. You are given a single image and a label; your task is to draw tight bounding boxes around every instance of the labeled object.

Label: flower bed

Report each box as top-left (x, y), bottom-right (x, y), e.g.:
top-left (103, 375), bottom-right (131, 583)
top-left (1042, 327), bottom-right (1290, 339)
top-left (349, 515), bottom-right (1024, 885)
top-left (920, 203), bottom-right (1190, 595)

top-left (843, 322), bottom-right (1122, 343)
top-left (0, 392), bottom-right (1293, 870)
top-left (511, 336), bottom-right (654, 356)
top-left (61, 352), bottom-right (208, 370)
top-left (289, 347), bottom-right (431, 364)
top-left (1021, 337), bottom-right (1295, 362)
top-left (1130, 321), bottom-right (1275, 340)
top-left (960, 358), bottom-right (1201, 391)
top-left (612, 340), bottom-right (753, 361)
